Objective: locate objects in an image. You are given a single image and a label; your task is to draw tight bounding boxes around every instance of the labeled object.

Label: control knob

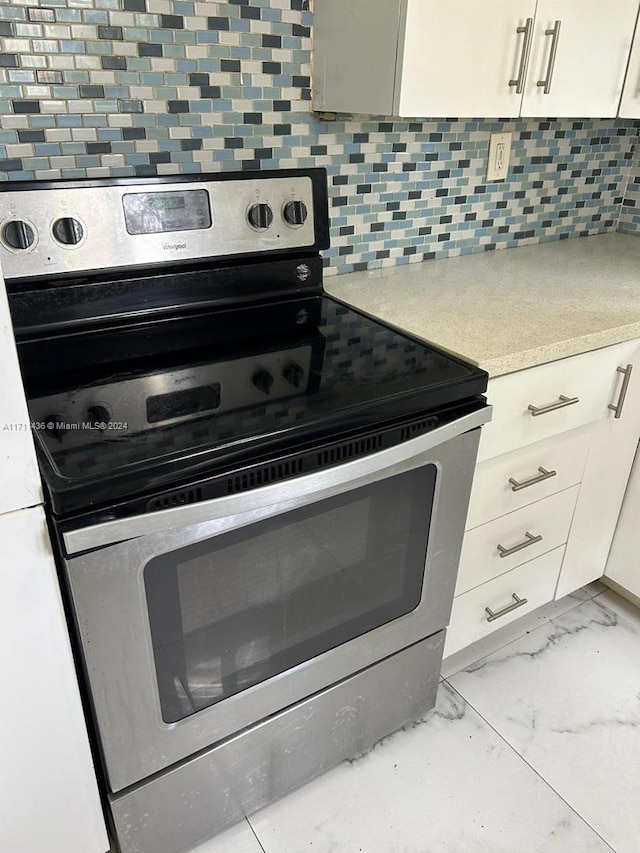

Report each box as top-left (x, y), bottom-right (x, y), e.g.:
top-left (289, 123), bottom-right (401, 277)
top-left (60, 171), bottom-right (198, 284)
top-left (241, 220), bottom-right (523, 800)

top-left (252, 369), bottom-right (274, 395)
top-left (247, 203), bottom-right (273, 230)
top-left (3, 220), bottom-right (35, 250)
top-left (282, 362), bottom-right (305, 388)
top-left (44, 416), bottom-right (64, 441)
top-left (53, 217), bottom-right (84, 246)
top-left (86, 404), bottom-right (111, 428)
top-left (283, 200), bottom-right (308, 226)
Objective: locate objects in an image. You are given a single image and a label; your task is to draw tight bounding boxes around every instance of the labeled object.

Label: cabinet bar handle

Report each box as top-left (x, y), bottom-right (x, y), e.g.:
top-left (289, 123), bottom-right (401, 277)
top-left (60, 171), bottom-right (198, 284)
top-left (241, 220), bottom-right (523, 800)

top-left (509, 466), bottom-right (557, 492)
top-left (497, 531), bottom-right (542, 558)
top-left (528, 394), bottom-right (579, 416)
top-left (537, 20), bottom-right (562, 94)
top-left (509, 18), bottom-right (534, 94)
top-left (608, 364), bottom-right (633, 419)
top-left (485, 593), bottom-right (528, 623)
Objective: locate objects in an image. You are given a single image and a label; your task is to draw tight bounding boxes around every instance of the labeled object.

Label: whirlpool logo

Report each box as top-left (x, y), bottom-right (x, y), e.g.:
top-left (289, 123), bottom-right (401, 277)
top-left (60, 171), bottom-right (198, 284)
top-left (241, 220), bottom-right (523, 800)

top-left (162, 241), bottom-right (187, 252)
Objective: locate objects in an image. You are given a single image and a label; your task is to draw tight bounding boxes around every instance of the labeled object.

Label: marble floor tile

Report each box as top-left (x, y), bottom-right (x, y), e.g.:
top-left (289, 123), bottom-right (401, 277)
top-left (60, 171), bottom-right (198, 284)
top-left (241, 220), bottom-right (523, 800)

top-left (188, 820), bottom-right (264, 853)
top-left (441, 586), bottom-right (594, 679)
top-left (249, 681), bottom-right (612, 853)
top-left (449, 596), bottom-right (640, 853)
top-left (581, 580), bottom-right (609, 598)
top-left (108, 820), bottom-right (265, 853)
top-left (596, 588), bottom-right (640, 630)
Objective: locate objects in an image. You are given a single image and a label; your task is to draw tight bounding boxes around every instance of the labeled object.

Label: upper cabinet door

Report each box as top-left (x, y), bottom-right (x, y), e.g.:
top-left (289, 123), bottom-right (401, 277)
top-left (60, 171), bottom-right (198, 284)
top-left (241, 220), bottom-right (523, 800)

top-left (397, 0), bottom-right (538, 118)
top-left (619, 15), bottom-right (640, 117)
top-left (521, 0), bottom-right (640, 118)
top-left (312, 0), bottom-right (640, 119)
top-left (312, 0), bottom-right (404, 115)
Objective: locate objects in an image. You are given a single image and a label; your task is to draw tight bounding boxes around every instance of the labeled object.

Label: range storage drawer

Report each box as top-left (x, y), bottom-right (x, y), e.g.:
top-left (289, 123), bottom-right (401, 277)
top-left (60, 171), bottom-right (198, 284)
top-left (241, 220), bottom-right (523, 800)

top-left (456, 486), bottom-right (577, 595)
top-left (478, 346), bottom-right (631, 462)
top-left (466, 425), bottom-right (592, 530)
top-left (445, 546), bottom-right (565, 657)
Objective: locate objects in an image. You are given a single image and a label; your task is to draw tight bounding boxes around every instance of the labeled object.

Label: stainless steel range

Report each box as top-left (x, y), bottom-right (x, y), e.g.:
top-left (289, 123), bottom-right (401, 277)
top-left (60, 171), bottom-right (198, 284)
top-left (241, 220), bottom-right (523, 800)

top-left (2, 169), bottom-right (491, 853)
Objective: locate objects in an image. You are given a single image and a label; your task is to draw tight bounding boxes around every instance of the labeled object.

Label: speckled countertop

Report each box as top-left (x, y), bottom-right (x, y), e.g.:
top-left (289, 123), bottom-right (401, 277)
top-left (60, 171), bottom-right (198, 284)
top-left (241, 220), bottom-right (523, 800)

top-left (324, 233), bottom-right (640, 377)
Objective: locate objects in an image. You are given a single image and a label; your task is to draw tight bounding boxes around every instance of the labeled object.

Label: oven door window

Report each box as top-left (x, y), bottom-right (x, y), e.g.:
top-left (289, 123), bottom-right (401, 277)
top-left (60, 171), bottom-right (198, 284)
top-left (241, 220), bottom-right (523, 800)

top-left (144, 465), bottom-right (436, 723)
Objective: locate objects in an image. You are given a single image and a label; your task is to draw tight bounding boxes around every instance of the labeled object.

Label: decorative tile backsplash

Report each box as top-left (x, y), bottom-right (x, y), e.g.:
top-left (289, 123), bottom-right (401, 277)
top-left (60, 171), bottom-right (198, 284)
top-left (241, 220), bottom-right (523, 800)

top-left (0, 0), bottom-right (639, 275)
top-left (619, 144), bottom-right (640, 235)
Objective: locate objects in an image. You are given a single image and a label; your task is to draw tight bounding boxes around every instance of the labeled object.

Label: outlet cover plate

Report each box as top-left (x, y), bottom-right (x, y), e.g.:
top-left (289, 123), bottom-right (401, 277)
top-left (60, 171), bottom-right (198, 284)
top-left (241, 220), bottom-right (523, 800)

top-left (487, 131), bottom-right (512, 182)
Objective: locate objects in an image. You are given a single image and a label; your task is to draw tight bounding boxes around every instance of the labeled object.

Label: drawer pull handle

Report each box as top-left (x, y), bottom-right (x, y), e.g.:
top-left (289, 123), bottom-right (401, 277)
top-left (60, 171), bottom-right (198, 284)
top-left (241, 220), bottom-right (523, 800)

top-left (509, 18), bottom-right (534, 94)
top-left (608, 364), bottom-right (633, 419)
top-left (497, 531), bottom-right (542, 558)
top-left (537, 20), bottom-right (561, 94)
top-left (509, 466), bottom-right (557, 492)
top-left (528, 395), bottom-right (579, 417)
top-left (485, 593), bottom-right (528, 623)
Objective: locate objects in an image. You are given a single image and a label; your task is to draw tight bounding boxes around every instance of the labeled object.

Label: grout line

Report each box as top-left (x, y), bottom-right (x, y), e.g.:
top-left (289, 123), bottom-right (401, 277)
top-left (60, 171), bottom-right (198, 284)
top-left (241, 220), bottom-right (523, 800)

top-left (442, 681), bottom-right (618, 853)
top-left (246, 816), bottom-right (267, 853)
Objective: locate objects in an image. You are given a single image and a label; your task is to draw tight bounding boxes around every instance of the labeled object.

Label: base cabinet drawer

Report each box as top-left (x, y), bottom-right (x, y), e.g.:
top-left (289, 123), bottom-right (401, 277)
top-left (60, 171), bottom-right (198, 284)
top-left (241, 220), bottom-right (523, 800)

top-left (478, 343), bottom-right (636, 462)
top-left (456, 486), bottom-right (578, 595)
top-left (445, 546), bottom-right (565, 657)
top-left (467, 426), bottom-right (591, 530)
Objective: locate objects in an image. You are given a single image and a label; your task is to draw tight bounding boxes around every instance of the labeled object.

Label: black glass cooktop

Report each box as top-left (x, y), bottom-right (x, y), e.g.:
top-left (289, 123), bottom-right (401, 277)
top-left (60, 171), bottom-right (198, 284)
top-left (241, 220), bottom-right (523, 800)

top-left (18, 294), bottom-right (487, 517)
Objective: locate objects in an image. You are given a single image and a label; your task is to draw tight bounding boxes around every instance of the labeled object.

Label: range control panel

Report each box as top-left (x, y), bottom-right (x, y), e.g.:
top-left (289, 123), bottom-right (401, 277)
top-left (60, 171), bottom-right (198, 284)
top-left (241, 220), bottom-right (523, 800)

top-left (29, 344), bottom-right (313, 449)
top-left (0, 173), bottom-right (321, 281)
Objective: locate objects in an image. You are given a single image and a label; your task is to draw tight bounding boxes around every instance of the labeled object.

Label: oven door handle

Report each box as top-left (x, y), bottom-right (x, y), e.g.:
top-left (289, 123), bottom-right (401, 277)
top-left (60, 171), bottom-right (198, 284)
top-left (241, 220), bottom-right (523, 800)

top-left (63, 405), bottom-right (492, 555)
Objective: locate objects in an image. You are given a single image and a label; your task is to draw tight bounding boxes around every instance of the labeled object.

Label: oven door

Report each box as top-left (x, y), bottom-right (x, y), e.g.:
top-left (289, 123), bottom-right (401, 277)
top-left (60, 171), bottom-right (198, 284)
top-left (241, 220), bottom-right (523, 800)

top-left (62, 407), bottom-right (488, 792)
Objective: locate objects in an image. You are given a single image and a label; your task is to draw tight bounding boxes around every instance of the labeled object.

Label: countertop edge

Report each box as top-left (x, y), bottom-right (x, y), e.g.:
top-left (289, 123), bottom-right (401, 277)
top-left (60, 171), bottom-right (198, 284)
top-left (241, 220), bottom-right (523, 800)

top-left (480, 324), bottom-right (640, 377)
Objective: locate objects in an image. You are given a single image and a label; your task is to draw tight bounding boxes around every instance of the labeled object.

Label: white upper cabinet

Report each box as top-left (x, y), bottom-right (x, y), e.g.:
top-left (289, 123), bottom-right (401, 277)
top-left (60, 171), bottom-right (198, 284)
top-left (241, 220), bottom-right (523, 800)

top-left (0, 265), bottom-right (41, 514)
top-left (397, 1), bottom-right (537, 119)
top-left (312, 0), bottom-right (640, 119)
top-left (619, 11), bottom-right (640, 117)
top-left (312, 0), bottom-right (403, 116)
top-left (521, 0), bottom-right (640, 118)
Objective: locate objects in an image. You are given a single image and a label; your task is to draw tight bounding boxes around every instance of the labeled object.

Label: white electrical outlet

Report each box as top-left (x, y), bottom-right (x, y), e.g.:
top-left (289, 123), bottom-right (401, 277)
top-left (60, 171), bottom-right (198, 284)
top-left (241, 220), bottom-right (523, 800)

top-left (487, 132), bottom-right (512, 182)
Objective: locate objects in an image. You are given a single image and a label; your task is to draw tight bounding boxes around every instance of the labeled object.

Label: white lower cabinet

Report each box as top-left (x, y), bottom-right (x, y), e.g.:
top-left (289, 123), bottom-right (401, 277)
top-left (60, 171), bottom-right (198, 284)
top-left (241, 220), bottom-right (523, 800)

top-left (605, 441), bottom-right (640, 599)
top-left (457, 486), bottom-right (578, 596)
top-left (558, 338), bottom-right (640, 596)
top-left (446, 547), bottom-right (565, 657)
top-left (466, 426), bottom-right (591, 530)
top-left (476, 343), bottom-right (636, 462)
top-left (448, 337), bottom-right (640, 657)
top-left (0, 506), bottom-right (108, 853)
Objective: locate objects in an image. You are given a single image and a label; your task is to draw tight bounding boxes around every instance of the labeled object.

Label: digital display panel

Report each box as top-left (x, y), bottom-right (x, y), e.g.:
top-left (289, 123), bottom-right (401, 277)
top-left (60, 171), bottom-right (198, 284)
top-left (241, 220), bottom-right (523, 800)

top-left (123, 190), bottom-right (212, 235)
top-left (146, 384), bottom-right (221, 423)
top-left (147, 196), bottom-right (186, 211)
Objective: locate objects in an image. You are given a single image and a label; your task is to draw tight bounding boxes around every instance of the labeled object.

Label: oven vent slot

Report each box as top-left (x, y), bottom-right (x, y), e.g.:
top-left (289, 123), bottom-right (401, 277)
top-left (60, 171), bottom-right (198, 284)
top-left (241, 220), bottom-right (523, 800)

top-left (226, 459), bottom-right (304, 494)
top-left (317, 435), bottom-right (383, 468)
top-left (399, 418), bottom-right (437, 443)
top-left (147, 487), bottom-right (203, 512)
